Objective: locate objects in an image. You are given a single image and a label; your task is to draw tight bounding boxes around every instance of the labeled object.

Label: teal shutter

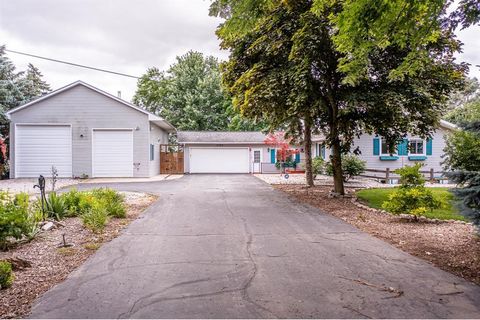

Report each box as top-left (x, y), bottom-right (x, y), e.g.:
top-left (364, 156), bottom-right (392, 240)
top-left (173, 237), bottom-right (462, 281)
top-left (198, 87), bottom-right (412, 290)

top-left (426, 138), bottom-right (433, 155)
top-left (295, 152), bottom-right (300, 163)
top-left (270, 149), bottom-right (276, 163)
top-left (398, 139), bottom-right (408, 156)
top-left (373, 138), bottom-right (380, 155)
top-left (321, 145), bottom-right (326, 159)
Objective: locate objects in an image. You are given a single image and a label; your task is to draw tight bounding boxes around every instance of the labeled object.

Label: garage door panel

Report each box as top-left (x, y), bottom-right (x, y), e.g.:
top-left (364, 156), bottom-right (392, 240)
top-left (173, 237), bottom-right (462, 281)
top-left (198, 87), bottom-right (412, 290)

top-left (93, 130), bottom-right (133, 177)
top-left (16, 125), bottom-right (72, 178)
top-left (190, 148), bottom-right (249, 173)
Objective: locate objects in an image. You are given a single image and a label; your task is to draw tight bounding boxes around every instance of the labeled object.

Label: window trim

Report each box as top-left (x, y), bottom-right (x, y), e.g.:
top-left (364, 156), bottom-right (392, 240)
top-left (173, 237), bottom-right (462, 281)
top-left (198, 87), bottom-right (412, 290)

top-left (408, 139), bottom-right (426, 156)
top-left (380, 139), bottom-right (397, 156)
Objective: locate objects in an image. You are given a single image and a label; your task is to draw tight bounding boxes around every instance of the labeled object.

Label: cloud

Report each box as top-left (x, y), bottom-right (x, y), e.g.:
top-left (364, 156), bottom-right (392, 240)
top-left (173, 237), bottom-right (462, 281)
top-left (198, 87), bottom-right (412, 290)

top-left (0, 0), bottom-right (228, 101)
top-left (1, 0), bottom-right (479, 101)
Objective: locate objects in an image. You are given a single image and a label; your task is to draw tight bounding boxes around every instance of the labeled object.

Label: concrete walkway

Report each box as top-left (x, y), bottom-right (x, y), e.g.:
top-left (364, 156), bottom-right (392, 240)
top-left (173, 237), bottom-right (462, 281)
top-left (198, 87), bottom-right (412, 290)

top-left (29, 175), bottom-right (480, 318)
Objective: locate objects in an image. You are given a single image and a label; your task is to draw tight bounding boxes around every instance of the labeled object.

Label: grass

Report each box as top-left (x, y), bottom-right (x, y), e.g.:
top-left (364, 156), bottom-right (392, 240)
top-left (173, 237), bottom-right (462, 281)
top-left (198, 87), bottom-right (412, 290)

top-left (356, 187), bottom-right (466, 221)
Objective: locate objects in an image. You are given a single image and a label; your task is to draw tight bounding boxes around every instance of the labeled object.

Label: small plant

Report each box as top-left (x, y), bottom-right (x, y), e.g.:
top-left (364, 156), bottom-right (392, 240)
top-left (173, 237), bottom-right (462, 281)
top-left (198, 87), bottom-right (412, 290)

top-left (312, 156), bottom-right (325, 178)
top-left (51, 166), bottom-right (58, 191)
top-left (325, 155), bottom-right (366, 182)
top-left (81, 202), bottom-right (109, 233)
top-left (382, 164), bottom-right (444, 220)
top-left (45, 192), bottom-right (67, 221)
top-left (90, 188), bottom-right (126, 218)
top-left (84, 242), bottom-right (101, 250)
top-left (61, 188), bottom-right (83, 217)
top-left (57, 247), bottom-right (76, 256)
top-left (0, 261), bottom-right (14, 289)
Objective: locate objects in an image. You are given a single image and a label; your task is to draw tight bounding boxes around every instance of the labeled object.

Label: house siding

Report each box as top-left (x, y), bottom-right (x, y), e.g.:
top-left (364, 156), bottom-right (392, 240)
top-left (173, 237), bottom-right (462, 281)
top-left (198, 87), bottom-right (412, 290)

top-left (149, 124), bottom-right (169, 176)
top-left (9, 85), bottom-right (158, 178)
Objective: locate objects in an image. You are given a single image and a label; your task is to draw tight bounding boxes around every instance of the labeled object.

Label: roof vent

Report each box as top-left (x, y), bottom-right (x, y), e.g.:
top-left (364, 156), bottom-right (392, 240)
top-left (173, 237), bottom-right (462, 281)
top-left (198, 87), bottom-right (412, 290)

top-left (117, 91), bottom-right (121, 99)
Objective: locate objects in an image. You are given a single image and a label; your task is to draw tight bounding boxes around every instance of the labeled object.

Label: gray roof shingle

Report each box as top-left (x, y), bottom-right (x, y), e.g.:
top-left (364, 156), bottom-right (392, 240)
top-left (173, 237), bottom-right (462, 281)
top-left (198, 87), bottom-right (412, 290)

top-left (177, 131), bottom-right (269, 144)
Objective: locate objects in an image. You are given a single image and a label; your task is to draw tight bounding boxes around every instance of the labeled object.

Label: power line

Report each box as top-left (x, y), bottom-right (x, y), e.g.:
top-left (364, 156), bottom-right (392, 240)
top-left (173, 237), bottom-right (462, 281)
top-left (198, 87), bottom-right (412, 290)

top-left (5, 49), bottom-right (140, 79)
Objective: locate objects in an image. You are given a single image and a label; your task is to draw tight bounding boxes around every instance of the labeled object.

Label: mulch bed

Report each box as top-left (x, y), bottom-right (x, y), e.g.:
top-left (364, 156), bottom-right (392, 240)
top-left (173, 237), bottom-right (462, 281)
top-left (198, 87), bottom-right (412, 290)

top-left (0, 193), bottom-right (157, 319)
top-left (273, 184), bottom-right (480, 286)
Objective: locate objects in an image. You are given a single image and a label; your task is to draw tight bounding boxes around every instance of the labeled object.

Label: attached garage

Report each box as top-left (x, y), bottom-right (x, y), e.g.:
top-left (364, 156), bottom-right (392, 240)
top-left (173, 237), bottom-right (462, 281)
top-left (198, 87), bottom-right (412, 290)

top-left (15, 124), bottom-right (72, 178)
top-left (190, 147), bottom-right (250, 173)
top-left (92, 129), bottom-right (133, 177)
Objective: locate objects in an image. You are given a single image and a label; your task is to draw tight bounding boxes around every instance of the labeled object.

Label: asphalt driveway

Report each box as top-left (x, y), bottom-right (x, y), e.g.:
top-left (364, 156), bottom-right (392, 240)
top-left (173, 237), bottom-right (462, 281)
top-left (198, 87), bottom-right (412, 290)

top-left (29, 174), bottom-right (480, 318)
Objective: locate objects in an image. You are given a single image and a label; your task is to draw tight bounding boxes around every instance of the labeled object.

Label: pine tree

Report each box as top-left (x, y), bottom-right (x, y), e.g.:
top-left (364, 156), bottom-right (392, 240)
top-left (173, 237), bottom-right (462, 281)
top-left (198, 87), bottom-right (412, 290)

top-left (444, 121), bottom-right (480, 231)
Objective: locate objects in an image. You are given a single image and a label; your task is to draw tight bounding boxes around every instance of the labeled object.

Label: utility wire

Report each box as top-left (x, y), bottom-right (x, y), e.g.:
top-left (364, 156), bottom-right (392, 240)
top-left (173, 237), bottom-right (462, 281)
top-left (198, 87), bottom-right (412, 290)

top-left (5, 49), bottom-right (140, 79)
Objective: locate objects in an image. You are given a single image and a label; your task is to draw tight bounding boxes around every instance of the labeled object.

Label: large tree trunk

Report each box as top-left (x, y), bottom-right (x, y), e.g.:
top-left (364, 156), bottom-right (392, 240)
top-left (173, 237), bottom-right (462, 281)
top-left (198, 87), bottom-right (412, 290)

top-left (304, 119), bottom-right (314, 187)
top-left (331, 137), bottom-right (345, 195)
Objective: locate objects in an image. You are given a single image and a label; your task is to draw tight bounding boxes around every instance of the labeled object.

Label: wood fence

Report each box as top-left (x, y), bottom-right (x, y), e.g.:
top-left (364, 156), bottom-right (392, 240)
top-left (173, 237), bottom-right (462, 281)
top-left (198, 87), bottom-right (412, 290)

top-left (359, 168), bottom-right (446, 182)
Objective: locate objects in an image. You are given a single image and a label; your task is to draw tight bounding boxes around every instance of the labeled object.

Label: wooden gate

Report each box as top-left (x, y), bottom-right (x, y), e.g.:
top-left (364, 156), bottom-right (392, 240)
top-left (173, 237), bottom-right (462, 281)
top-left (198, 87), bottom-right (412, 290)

top-left (160, 144), bottom-right (184, 174)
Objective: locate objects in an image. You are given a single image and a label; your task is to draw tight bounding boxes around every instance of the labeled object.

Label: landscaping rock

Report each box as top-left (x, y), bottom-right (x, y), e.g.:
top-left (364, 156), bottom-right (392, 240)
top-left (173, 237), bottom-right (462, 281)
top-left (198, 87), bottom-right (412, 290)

top-left (41, 222), bottom-right (55, 231)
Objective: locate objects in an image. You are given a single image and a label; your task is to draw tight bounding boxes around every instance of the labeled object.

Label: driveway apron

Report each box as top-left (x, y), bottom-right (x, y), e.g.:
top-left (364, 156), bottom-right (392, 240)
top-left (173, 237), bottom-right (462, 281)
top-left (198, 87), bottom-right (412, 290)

top-left (29, 174), bottom-right (480, 318)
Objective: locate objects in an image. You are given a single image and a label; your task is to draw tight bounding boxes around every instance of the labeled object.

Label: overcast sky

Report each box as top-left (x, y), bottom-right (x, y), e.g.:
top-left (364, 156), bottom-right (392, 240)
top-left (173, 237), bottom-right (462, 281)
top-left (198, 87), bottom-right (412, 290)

top-left (1, 0), bottom-right (479, 102)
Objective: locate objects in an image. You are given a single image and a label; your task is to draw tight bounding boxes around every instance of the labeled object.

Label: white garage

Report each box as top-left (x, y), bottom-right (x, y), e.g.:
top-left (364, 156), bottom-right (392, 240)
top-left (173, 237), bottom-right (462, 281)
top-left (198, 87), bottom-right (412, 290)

top-left (92, 129), bottom-right (133, 177)
top-left (189, 147), bottom-right (250, 173)
top-left (15, 124), bottom-right (72, 178)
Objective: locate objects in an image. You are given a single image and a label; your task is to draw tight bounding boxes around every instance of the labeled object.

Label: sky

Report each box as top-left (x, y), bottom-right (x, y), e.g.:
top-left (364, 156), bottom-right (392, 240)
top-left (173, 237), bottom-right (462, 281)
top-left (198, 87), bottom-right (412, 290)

top-left (1, 0), bottom-right (479, 102)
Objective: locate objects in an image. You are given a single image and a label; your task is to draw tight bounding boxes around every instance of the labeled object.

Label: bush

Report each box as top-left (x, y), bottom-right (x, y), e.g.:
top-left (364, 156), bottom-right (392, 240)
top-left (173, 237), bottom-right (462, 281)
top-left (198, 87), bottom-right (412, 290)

top-left (312, 157), bottom-right (325, 178)
top-left (325, 155), bottom-right (366, 182)
top-left (81, 201), bottom-right (109, 233)
top-left (90, 188), bottom-right (126, 218)
top-left (0, 191), bottom-right (35, 250)
top-left (382, 164), bottom-right (444, 220)
top-left (62, 188), bottom-right (83, 217)
top-left (0, 261), bottom-right (14, 289)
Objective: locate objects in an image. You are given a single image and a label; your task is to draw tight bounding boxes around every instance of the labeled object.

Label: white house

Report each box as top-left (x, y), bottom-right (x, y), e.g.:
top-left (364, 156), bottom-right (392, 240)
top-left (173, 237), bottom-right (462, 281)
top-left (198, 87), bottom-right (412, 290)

top-left (6, 81), bottom-right (175, 178)
top-left (179, 120), bottom-right (456, 177)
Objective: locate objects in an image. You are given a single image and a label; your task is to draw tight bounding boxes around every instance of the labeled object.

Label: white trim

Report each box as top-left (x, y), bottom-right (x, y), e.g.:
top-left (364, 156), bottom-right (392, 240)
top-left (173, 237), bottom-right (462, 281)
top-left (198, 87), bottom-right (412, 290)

top-left (408, 138), bottom-right (426, 156)
top-left (181, 141), bottom-right (266, 145)
top-left (439, 120), bottom-right (458, 131)
top-left (14, 123), bottom-right (73, 178)
top-left (91, 128), bottom-right (134, 178)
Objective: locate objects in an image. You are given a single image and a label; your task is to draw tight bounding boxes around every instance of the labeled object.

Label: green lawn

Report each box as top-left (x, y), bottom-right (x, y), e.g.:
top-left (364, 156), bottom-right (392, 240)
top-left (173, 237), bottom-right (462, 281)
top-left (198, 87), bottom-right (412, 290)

top-left (356, 187), bottom-right (466, 221)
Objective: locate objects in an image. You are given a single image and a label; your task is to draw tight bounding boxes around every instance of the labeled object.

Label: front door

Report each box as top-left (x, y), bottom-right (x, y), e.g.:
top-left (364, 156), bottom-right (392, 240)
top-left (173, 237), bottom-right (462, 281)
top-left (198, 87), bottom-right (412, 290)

top-left (252, 148), bottom-right (262, 173)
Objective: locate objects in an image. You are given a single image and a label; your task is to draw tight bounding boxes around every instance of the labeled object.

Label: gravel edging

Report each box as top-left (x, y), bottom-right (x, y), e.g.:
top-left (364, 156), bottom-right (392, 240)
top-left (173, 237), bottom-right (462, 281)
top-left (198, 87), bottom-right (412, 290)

top-left (0, 192), bottom-right (157, 319)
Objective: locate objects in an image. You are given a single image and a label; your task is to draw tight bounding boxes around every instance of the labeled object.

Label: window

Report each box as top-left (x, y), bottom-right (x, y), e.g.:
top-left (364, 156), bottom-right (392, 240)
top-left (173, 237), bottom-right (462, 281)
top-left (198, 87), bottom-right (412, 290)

top-left (253, 150), bottom-right (261, 163)
top-left (381, 139), bottom-right (396, 155)
top-left (150, 144), bottom-right (155, 161)
top-left (409, 140), bottom-right (424, 155)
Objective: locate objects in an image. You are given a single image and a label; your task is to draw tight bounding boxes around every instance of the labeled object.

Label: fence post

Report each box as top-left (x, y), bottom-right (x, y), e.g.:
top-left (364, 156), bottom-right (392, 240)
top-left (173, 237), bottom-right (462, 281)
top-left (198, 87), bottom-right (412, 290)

top-left (430, 168), bottom-right (434, 182)
top-left (386, 168), bottom-right (390, 182)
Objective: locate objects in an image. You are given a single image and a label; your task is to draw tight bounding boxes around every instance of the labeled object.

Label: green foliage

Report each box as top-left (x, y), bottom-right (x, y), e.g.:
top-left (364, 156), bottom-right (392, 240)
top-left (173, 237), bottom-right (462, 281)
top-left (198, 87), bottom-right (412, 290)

top-left (325, 155), bottom-right (366, 182)
top-left (395, 163), bottom-right (426, 188)
top-left (0, 261), bottom-right (14, 289)
top-left (211, 0), bottom-right (464, 194)
top-left (312, 157), bottom-right (325, 178)
top-left (357, 188), bottom-right (462, 221)
top-left (382, 187), bottom-right (444, 219)
top-left (90, 188), bottom-right (126, 218)
top-left (0, 191), bottom-right (36, 250)
top-left (62, 188), bottom-right (83, 217)
top-left (133, 50), bottom-right (263, 131)
top-left (45, 192), bottom-right (67, 221)
top-left (443, 130), bottom-right (480, 172)
top-left (444, 121), bottom-right (480, 230)
top-left (81, 201), bottom-right (109, 233)
top-left (380, 164), bottom-right (443, 219)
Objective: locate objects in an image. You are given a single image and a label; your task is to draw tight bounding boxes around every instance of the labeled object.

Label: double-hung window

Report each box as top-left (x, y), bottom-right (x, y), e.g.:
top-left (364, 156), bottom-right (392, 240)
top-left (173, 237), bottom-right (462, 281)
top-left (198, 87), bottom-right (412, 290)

top-left (409, 139), bottom-right (424, 155)
top-left (381, 139), bottom-right (396, 155)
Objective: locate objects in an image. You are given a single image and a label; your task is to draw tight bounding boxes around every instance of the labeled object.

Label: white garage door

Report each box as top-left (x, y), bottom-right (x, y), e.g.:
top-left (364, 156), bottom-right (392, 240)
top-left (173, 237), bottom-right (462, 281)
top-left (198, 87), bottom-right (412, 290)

top-left (190, 148), bottom-right (249, 173)
top-left (15, 125), bottom-right (72, 178)
top-left (92, 130), bottom-right (133, 177)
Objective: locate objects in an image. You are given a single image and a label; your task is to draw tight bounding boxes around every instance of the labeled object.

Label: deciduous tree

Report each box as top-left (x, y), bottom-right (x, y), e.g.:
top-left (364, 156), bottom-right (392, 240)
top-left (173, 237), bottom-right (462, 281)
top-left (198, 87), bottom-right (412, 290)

top-left (133, 50), bottom-right (264, 131)
top-left (211, 0), bottom-right (464, 193)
